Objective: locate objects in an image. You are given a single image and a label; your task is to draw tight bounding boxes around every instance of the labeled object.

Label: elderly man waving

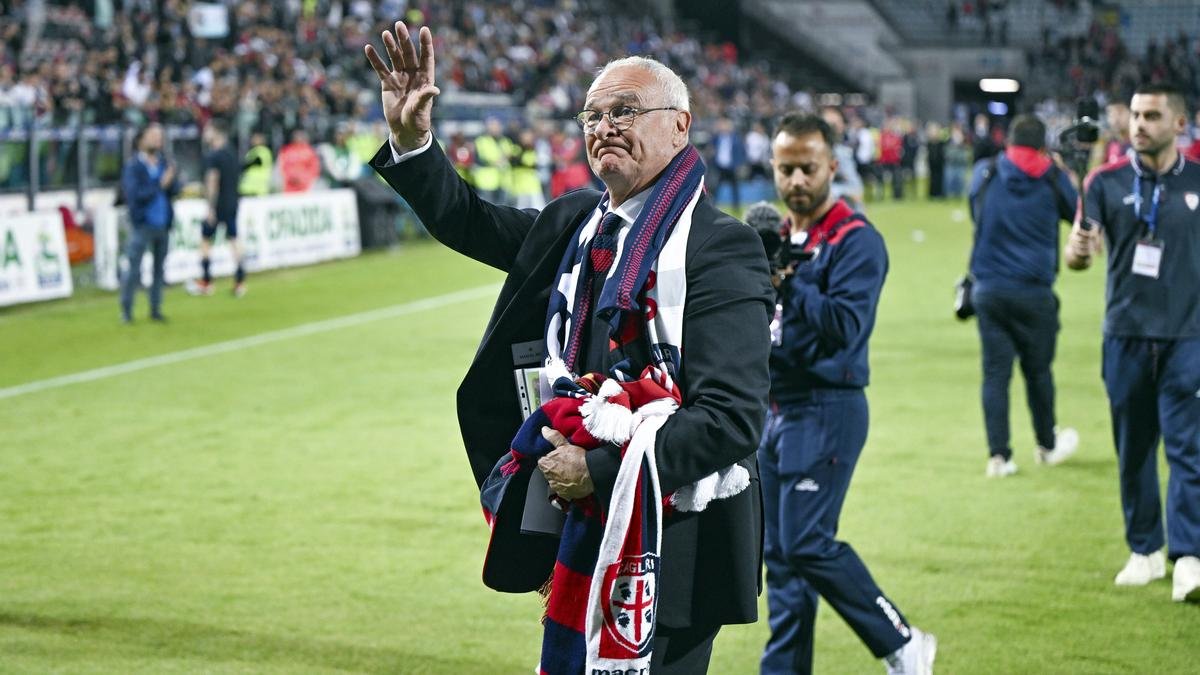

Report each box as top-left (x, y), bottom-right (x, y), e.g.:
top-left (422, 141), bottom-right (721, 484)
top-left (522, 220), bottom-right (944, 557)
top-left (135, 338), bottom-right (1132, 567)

top-left (365, 22), bottom-right (772, 675)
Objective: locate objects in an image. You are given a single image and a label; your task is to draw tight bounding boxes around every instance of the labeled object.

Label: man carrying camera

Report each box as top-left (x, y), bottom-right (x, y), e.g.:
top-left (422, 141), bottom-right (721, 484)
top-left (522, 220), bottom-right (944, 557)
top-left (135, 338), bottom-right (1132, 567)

top-left (758, 112), bottom-right (935, 675)
top-left (1065, 83), bottom-right (1200, 602)
top-left (967, 114), bottom-right (1079, 478)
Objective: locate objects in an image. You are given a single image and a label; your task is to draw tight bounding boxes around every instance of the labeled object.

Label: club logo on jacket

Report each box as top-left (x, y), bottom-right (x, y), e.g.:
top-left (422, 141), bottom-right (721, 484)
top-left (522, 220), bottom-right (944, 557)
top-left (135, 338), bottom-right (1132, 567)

top-left (601, 553), bottom-right (659, 656)
top-left (794, 478), bottom-right (820, 492)
top-left (1185, 192), bottom-right (1199, 211)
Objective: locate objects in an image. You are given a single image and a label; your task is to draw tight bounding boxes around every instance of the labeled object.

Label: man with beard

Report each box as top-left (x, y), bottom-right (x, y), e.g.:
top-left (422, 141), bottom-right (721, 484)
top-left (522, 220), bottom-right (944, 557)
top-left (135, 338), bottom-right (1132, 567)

top-left (758, 112), bottom-right (936, 674)
top-left (1066, 83), bottom-right (1200, 602)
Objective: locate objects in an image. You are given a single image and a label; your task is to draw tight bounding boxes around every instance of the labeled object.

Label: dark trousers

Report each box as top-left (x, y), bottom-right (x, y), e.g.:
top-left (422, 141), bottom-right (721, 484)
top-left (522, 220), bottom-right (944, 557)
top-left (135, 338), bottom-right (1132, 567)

top-left (759, 390), bottom-right (911, 674)
top-left (650, 623), bottom-right (719, 673)
top-left (1103, 336), bottom-right (1200, 559)
top-left (714, 166), bottom-right (741, 208)
top-left (974, 286), bottom-right (1060, 459)
top-left (119, 225), bottom-right (170, 318)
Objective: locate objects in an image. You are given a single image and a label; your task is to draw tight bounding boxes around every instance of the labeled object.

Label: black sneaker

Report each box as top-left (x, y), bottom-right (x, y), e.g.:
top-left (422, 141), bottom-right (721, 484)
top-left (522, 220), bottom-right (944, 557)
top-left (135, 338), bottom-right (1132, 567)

top-left (150, 312), bottom-right (168, 323)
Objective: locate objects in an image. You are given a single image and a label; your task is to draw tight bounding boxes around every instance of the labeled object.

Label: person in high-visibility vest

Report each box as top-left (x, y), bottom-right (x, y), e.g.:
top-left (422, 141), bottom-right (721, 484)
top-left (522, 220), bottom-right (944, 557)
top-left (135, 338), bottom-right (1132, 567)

top-left (472, 117), bottom-right (513, 203)
top-left (239, 131), bottom-right (273, 196)
top-left (509, 129), bottom-right (545, 209)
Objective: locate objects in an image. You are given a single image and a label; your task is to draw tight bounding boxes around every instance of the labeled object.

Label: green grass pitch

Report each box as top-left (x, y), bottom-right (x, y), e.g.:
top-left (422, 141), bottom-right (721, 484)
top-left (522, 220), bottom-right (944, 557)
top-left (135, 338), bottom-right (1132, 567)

top-left (1, 198), bottom-right (1196, 673)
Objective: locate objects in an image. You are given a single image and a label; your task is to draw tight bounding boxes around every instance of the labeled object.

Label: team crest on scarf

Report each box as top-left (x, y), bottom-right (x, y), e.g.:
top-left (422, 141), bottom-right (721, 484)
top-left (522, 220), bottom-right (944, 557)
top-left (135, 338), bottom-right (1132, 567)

top-left (600, 552), bottom-right (659, 656)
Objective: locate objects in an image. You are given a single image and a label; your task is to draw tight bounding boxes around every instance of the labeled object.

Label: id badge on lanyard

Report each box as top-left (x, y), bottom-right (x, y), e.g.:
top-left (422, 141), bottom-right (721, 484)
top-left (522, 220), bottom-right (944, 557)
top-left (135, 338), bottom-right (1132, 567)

top-left (1132, 177), bottom-right (1164, 279)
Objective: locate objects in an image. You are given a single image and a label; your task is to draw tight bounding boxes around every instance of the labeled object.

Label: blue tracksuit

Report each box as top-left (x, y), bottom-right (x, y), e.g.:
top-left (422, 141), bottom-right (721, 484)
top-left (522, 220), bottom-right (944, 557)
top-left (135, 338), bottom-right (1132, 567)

top-left (760, 199), bottom-right (913, 674)
top-left (968, 147), bottom-right (1077, 459)
top-left (1082, 150), bottom-right (1200, 560)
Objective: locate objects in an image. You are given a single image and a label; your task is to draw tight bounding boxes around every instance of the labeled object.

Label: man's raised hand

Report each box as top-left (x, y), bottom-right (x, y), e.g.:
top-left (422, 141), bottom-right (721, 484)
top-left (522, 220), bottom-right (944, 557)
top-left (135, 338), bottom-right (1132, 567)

top-left (363, 22), bottom-right (440, 153)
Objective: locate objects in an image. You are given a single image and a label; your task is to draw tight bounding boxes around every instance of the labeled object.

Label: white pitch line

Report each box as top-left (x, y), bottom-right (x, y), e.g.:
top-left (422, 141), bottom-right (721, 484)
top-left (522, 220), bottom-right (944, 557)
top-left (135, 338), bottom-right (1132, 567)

top-left (0, 283), bottom-right (500, 401)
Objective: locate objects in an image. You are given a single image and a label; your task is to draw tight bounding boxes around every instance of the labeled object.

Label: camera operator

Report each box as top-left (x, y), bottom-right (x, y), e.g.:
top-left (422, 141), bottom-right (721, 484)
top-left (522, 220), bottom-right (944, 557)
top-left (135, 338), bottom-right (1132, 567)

top-left (1065, 83), bottom-right (1200, 602)
top-left (757, 112), bottom-right (936, 675)
top-left (967, 114), bottom-right (1080, 478)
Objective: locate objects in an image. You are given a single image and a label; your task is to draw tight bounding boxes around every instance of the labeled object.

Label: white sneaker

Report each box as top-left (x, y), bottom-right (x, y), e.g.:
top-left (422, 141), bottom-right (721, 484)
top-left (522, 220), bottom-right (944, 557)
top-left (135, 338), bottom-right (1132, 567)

top-left (185, 279), bottom-right (214, 296)
top-left (986, 455), bottom-right (1017, 477)
top-left (1037, 427), bottom-right (1079, 465)
top-left (884, 627), bottom-right (937, 675)
top-left (1172, 556), bottom-right (1200, 602)
top-left (1114, 550), bottom-right (1167, 586)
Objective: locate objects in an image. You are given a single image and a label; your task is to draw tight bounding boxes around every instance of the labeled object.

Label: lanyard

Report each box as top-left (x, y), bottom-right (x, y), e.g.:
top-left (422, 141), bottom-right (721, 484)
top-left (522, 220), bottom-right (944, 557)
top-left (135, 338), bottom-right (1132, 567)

top-left (1133, 174), bottom-right (1162, 238)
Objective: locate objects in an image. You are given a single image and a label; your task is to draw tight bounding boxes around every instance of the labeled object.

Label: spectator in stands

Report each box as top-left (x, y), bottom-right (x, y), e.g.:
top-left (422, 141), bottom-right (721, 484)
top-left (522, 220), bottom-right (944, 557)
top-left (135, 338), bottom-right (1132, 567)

top-left (944, 123), bottom-right (971, 198)
top-left (239, 130), bottom-right (273, 197)
top-left (744, 120), bottom-right (772, 186)
top-left (366, 23), bottom-right (771, 673)
top-left (119, 122), bottom-right (179, 324)
top-left (972, 113), bottom-right (1001, 162)
top-left (820, 105), bottom-right (865, 206)
top-left (509, 129), bottom-right (546, 210)
top-left (926, 121), bottom-right (946, 199)
top-left (278, 128), bottom-right (320, 193)
top-left (712, 116), bottom-right (746, 209)
top-left (900, 119), bottom-right (919, 197)
top-left (879, 118), bottom-right (904, 200)
top-left (851, 115), bottom-right (877, 201)
top-left (1104, 100), bottom-right (1132, 164)
top-left (1187, 110), bottom-right (1200, 162)
top-left (319, 122), bottom-right (366, 185)
top-left (447, 131), bottom-right (476, 184)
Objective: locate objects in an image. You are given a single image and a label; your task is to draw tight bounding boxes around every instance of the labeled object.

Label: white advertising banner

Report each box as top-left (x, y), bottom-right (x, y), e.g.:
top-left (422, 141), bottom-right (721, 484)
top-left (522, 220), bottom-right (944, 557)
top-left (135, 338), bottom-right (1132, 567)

top-left (187, 3), bottom-right (230, 38)
top-left (0, 211), bottom-right (74, 307)
top-left (95, 189), bottom-right (362, 290)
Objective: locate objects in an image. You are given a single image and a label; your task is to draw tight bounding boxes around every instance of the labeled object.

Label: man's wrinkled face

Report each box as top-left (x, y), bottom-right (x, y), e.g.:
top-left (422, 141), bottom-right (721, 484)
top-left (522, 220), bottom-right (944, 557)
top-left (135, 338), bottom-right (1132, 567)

top-left (1130, 94), bottom-right (1185, 156)
top-left (772, 130), bottom-right (836, 217)
top-left (583, 66), bottom-right (687, 192)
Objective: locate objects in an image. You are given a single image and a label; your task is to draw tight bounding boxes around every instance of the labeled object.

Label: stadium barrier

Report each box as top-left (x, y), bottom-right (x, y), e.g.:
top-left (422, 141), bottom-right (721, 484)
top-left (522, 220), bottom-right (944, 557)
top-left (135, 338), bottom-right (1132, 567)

top-left (0, 210), bottom-right (74, 307)
top-left (93, 189), bottom-right (361, 290)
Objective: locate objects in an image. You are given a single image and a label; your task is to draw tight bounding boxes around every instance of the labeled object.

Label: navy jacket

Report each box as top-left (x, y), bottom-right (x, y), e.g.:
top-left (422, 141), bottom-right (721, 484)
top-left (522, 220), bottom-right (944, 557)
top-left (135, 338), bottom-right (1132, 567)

top-left (969, 147), bottom-right (1077, 291)
top-left (122, 154), bottom-right (180, 229)
top-left (1082, 150), bottom-right (1200, 338)
top-left (771, 199), bottom-right (887, 400)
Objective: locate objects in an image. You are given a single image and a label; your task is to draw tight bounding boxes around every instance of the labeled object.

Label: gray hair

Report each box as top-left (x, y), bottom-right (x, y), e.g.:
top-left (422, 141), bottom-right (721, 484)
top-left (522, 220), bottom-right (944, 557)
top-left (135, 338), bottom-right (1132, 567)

top-left (592, 56), bottom-right (690, 112)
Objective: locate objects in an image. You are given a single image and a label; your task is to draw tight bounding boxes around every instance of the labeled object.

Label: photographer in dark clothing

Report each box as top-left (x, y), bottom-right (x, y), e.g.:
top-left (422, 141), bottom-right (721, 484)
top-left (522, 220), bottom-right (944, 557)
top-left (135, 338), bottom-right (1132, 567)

top-left (967, 114), bottom-right (1079, 477)
top-left (759, 112), bottom-right (936, 675)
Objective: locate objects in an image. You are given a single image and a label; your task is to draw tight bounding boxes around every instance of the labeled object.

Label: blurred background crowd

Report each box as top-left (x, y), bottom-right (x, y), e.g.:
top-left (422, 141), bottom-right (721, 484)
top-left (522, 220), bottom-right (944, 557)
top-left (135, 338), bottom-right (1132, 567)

top-left (2, 0), bottom-right (1200, 223)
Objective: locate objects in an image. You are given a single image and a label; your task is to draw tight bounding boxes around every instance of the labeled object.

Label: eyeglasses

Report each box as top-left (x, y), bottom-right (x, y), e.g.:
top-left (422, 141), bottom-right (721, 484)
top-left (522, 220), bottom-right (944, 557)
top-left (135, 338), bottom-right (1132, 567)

top-left (574, 105), bottom-right (678, 134)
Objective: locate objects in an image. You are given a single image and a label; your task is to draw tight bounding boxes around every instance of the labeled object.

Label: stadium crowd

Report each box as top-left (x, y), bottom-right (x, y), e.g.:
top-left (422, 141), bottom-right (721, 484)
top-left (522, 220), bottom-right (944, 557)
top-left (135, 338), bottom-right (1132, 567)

top-left (1, 0), bottom-right (1199, 207)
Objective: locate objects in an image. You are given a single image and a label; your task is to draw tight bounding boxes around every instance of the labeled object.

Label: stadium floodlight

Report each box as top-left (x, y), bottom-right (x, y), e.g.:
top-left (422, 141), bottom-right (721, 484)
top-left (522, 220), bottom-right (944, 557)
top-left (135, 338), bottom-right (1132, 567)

top-left (979, 78), bottom-right (1020, 94)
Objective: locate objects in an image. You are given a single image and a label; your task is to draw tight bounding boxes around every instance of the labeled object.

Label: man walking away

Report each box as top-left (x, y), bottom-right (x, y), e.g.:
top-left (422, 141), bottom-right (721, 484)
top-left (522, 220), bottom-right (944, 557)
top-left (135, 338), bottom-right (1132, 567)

top-left (968, 114), bottom-right (1079, 477)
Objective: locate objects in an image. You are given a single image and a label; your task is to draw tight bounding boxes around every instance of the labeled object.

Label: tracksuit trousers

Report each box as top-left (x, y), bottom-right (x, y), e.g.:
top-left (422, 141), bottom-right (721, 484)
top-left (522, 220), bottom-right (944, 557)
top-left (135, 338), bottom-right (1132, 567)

top-left (974, 286), bottom-right (1060, 459)
top-left (758, 389), bottom-right (912, 674)
top-left (1103, 336), bottom-right (1200, 559)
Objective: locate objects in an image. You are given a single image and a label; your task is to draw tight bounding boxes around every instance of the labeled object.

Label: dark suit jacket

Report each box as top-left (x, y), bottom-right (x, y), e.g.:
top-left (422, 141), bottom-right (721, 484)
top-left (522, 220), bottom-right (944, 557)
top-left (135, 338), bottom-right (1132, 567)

top-left (372, 138), bottom-right (773, 628)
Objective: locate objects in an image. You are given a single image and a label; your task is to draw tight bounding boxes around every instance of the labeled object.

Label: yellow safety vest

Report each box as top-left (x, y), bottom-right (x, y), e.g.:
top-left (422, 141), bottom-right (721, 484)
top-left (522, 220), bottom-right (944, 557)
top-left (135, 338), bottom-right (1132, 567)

top-left (239, 145), bottom-right (273, 196)
top-left (510, 148), bottom-right (542, 197)
top-left (473, 134), bottom-right (511, 192)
